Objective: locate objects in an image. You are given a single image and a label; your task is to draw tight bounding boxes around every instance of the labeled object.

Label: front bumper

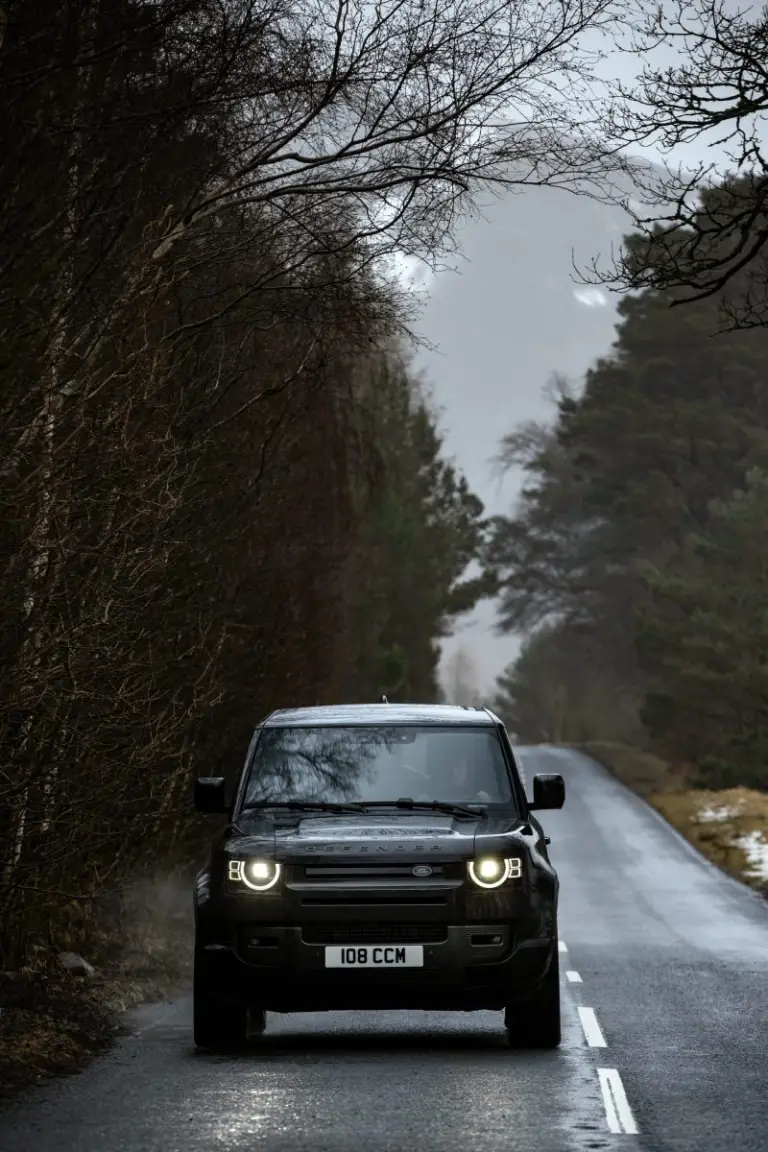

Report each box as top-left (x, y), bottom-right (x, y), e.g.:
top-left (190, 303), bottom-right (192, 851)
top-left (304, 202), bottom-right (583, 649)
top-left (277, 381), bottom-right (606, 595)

top-left (197, 924), bottom-right (556, 1012)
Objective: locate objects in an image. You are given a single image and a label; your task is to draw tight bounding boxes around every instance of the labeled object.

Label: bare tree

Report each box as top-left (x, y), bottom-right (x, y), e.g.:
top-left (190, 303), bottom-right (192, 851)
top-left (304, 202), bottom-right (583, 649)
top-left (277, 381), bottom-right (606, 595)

top-left (132, 0), bottom-right (628, 264)
top-left (582, 0), bottom-right (768, 328)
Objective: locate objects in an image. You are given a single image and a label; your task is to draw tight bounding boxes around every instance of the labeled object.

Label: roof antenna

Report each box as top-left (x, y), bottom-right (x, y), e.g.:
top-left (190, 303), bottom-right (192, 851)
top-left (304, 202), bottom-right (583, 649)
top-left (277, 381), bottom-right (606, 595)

top-left (380, 694), bottom-right (389, 703)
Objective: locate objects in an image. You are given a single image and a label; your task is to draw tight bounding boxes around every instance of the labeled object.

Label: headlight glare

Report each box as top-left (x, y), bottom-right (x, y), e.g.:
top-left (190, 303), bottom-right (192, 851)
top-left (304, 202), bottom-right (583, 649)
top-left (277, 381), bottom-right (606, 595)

top-left (478, 857), bottom-right (503, 881)
top-left (468, 855), bottom-right (522, 889)
top-left (228, 858), bottom-right (281, 891)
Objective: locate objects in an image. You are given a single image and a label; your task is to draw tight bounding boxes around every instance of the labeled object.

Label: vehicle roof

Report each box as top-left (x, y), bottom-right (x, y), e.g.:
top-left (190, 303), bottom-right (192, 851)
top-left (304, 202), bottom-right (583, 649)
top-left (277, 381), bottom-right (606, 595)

top-left (262, 704), bottom-right (499, 728)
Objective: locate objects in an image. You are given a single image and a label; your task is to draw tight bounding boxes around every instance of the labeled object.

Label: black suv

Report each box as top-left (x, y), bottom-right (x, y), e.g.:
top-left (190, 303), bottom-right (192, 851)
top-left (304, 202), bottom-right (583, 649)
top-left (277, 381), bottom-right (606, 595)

top-left (193, 703), bottom-right (565, 1050)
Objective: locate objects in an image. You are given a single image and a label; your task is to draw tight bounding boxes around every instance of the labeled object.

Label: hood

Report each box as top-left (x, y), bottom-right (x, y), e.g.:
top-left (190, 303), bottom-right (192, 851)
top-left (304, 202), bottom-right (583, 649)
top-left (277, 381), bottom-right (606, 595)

top-left (225, 810), bottom-right (526, 860)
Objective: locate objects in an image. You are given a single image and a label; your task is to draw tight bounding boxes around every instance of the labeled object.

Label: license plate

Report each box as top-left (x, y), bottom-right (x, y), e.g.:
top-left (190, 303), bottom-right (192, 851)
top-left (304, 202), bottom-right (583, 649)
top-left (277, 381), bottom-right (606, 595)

top-left (324, 944), bottom-right (424, 968)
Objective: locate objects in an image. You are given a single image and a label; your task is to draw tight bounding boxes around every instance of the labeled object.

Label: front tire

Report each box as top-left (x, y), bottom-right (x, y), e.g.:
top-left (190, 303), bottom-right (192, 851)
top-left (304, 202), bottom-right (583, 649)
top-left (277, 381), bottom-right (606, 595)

top-left (193, 947), bottom-right (249, 1051)
top-left (505, 945), bottom-right (561, 1049)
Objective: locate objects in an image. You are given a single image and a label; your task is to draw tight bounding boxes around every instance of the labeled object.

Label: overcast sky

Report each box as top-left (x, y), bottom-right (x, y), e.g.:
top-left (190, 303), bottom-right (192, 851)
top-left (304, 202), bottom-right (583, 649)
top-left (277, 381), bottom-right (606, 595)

top-left (418, 186), bottom-right (628, 697)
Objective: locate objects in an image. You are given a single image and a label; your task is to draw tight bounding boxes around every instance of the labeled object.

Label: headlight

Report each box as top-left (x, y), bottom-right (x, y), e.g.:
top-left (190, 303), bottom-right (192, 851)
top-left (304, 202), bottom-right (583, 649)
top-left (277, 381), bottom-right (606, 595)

top-left (228, 858), bottom-right (281, 891)
top-left (468, 856), bottom-right (522, 889)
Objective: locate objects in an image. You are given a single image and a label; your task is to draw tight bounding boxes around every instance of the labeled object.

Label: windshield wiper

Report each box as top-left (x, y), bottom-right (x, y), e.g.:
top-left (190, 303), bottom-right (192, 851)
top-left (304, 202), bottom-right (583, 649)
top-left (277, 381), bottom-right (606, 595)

top-left (242, 800), bottom-right (364, 814)
top-left (242, 799), bottom-right (488, 819)
top-left (359, 799), bottom-right (487, 820)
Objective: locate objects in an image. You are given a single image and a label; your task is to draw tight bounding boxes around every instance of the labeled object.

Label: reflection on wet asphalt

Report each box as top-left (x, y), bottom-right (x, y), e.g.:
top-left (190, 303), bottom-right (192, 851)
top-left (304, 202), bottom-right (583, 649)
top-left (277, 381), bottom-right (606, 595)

top-left (0, 748), bottom-right (766, 1152)
top-left (0, 998), bottom-right (619, 1152)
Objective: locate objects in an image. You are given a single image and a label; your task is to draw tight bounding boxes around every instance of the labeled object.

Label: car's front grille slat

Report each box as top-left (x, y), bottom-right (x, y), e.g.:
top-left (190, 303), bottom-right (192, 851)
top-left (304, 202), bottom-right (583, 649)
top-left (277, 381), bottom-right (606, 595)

top-left (304, 865), bottom-right (446, 879)
top-left (301, 922), bottom-right (447, 945)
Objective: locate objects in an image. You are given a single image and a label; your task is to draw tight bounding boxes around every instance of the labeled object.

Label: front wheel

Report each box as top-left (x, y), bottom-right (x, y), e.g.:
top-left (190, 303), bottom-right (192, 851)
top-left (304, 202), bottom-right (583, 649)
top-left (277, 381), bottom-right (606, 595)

top-left (193, 947), bottom-right (249, 1051)
top-left (505, 946), bottom-right (561, 1049)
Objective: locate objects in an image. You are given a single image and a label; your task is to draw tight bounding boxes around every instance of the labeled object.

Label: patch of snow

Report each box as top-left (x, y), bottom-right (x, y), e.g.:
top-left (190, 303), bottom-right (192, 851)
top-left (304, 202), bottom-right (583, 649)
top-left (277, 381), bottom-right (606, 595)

top-left (733, 831), bottom-right (768, 881)
top-left (694, 804), bottom-right (744, 823)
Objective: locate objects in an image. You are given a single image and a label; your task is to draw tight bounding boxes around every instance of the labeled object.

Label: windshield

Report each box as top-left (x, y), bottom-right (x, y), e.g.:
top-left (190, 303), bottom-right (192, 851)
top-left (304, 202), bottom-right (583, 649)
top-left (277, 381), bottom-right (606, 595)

top-left (242, 725), bottom-right (515, 810)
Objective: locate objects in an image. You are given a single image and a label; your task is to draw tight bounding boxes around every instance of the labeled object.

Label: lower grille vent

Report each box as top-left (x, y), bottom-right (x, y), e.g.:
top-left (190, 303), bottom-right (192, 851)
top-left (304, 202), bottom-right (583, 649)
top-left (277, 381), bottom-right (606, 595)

top-left (301, 894), bottom-right (446, 906)
top-left (302, 922), bottom-right (447, 945)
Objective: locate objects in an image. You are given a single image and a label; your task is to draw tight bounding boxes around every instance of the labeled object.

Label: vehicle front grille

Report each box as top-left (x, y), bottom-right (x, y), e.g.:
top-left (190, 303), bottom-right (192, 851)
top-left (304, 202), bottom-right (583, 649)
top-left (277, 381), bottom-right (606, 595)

top-left (301, 922), bottom-right (448, 945)
top-left (301, 864), bottom-right (449, 881)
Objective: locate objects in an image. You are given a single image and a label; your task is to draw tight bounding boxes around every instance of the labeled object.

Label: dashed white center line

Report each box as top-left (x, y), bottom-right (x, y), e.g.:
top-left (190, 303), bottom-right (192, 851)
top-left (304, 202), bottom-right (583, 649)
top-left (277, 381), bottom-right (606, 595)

top-left (558, 939), bottom-right (568, 952)
top-left (578, 1006), bottom-right (607, 1047)
top-left (566, 970), bottom-right (582, 983)
top-left (598, 1068), bottom-right (640, 1134)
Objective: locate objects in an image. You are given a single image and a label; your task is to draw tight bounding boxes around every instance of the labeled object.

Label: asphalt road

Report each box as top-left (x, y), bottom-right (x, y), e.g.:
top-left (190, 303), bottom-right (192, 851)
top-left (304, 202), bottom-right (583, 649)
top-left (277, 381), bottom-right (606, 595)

top-left (1, 747), bottom-right (766, 1152)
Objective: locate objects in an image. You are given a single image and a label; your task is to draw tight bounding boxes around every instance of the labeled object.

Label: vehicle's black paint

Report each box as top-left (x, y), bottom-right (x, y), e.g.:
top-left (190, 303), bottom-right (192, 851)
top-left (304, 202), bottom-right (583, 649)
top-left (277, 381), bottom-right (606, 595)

top-left (194, 776), bottom-right (227, 814)
top-left (193, 704), bottom-right (564, 1045)
top-left (530, 773), bottom-right (565, 811)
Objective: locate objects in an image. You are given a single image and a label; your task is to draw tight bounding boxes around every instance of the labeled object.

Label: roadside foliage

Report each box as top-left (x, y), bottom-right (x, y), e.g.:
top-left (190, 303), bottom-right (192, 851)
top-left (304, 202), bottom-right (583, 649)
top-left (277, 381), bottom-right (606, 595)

top-left (488, 187), bottom-right (768, 827)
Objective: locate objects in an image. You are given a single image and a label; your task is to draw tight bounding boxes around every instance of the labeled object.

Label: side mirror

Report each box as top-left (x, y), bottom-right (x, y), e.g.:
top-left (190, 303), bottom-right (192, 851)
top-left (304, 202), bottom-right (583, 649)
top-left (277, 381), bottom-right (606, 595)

top-left (529, 773), bottom-right (565, 811)
top-left (194, 776), bottom-right (228, 814)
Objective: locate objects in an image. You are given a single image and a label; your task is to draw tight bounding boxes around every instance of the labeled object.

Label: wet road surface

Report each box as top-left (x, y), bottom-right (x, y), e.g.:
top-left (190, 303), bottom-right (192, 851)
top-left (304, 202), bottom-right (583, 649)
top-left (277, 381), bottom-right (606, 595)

top-left (1, 747), bottom-right (766, 1151)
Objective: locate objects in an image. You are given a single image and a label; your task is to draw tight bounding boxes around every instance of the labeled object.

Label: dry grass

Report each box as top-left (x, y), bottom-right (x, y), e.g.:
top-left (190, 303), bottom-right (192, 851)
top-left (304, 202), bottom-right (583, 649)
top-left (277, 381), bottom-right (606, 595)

top-left (0, 968), bottom-right (120, 1102)
top-left (652, 788), bottom-right (768, 893)
top-left (578, 743), bottom-right (768, 895)
top-left (577, 741), bottom-right (693, 798)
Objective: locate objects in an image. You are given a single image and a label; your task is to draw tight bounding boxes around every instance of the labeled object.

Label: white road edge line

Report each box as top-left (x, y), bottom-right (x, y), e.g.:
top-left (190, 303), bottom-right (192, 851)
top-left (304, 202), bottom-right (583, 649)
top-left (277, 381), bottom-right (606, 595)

top-left (558, 939), bottom-right (568, 952)
top-left (578, 1006), bottom-right (607, 1047)
top-left (598, 1068), bottom-right (640, 1135)
top-left (566, 970), bottom-right (582, 983)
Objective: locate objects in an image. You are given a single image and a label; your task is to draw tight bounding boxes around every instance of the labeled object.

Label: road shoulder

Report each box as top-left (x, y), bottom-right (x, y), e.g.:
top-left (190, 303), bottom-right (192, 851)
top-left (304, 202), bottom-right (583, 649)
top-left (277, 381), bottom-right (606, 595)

top-left (577, 742), bottom-right (768, 900)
